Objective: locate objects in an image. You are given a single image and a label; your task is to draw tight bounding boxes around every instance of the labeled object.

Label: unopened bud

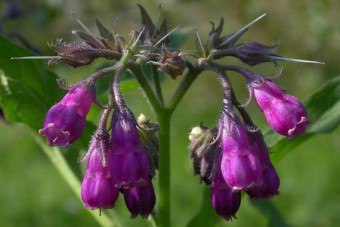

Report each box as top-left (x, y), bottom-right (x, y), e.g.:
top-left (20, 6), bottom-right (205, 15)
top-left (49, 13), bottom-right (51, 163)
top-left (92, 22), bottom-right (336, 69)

top-left (137, 113), bottom-right (159, 178)
top-left (248, 78), bottom-right (308, 138)
top-left (189, 125), bottom-right (216, 183)
top-left (159, 49), bottom-right (186, 79)
top-left (189, 126), bottom-right (204, 141)
top-left (233, 42), bottom-right (279, 66)
top-left (39, 83), bottom-right (93, 147)
top-left (49, 40), bottom-right (98, 68)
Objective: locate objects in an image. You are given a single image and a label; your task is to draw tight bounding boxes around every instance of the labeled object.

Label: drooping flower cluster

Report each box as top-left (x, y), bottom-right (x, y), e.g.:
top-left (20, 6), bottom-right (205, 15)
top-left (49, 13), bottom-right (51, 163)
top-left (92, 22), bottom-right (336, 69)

top-left (33, 4), bottom-right (319, 222)
top-left (189, 102), bottom-right (280, 219)
top-left (40, 78), bottom-right (157, 217)
top-left (188, 60), bottom-right (309, 219)
top-left (185, 14), bottom-right (313, 219)
top-left (81, 77), bottom-right (158, 217)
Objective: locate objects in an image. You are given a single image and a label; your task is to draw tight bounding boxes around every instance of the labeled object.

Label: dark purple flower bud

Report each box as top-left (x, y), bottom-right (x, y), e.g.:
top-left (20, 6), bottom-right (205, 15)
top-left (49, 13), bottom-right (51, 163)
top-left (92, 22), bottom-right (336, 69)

top-left (81, 135), bottom-right (119, 210)
top-left (48, 40), bottom-right (99, 68)
top-left (158, 48), bottom-right (186, 79)
top-left (233, 42), bottom-right (279, 66)
top-left (249, 78), bottom-right (308, 138)
top-left (246, 132), bottom-right (280, 199)
top-left (220, 111), bottom-right (263, 191)
top-left (39, 84), bottom-right (93, 147)
top-left (108, 108), bottom-right (150, 189)
top-left (122, 181), bottom-right (156, 219)
top-left (211, 151), bottom-right (241, 220)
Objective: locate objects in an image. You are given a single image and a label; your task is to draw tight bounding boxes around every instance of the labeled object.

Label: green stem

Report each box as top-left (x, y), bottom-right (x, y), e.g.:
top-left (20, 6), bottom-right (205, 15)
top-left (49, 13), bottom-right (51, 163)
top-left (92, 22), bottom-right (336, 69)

top-left (130, 62), bottom-right (203, 226)
top-left (169, 65), bottom-right (203, 112)
top-left (153, 66), bottom-right (164, 105)
top-left (129, 63), bottom-right (162, 112)
top-left (33, 134), bottom-right (122, 227)
top-left (157, 108), bottom-right (172, 227)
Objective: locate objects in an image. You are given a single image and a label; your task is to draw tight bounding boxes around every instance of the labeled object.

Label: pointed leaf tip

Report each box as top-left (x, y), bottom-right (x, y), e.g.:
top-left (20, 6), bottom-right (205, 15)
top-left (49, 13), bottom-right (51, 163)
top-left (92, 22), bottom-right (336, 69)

top-left (137, 4), bottom-right (155, 34)
top-left (271, 56), bottom-right (325, 65)
top-left (218, 13), bottom-right (268, 48)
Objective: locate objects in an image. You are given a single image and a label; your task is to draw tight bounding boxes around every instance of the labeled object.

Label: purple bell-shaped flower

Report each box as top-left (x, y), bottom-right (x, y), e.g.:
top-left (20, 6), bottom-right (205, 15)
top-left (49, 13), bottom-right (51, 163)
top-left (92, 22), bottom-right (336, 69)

top-left (246, 132), bottom-right (280, 199)
top-left (248, 78), bottom-right (308, 138)
top-left (39, 83), bottom-right (93, 147)
top-left (108, 108), bottom-right (150, 189)
top-left (220, 110), bottom-right (263, 191)
top-left (122, 181), bottom-right (156, 218)
top-left (211, 150), bottom-right (241, 220)
top-left (81, 134), bottom-right (119, 210)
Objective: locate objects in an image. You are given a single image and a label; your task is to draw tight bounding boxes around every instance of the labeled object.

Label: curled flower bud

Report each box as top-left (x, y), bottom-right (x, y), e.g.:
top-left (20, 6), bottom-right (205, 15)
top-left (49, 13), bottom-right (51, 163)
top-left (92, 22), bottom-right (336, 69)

top-left (188, 125), bottom-right (215, 182)
top-left (248, 78), bottom-right (308, 138)
top-left (158, 49), bottom-right (186, 79)
top-left (39, 84), bottom-right (93, 147)
top-left (220, 110), bottom-right (263, 191)
top-left (122, 181), bottom-right (156, 219)
top-left (211, 150), bottom-right (241, 220)
top-left (81, 134), bottom-right (119, 210)
top-left (246, 132), bottom-right (280, 199)
top-left (108, 108), bottom-right (150, 189)
top-left (48, 40), bottom-right (99, 68)
top-left (137, 114), bottom-right (159, 179)
top-left (233, 42), bottom-right (279, 66)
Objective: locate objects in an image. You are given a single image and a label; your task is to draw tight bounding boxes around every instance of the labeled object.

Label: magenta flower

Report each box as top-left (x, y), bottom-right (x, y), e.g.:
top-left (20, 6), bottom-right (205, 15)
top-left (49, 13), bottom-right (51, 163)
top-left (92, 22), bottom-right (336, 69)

top-left (122, 181), bottom-right (156, 219)
top-left (108, 108), bottom-right (150, 189)
top-left (246, 132), bottom-right (280, 199)
top-left (220, 111), bottom-right (263, 191)
top-left (249, 79), bottom-right (308, 138)
top-left (211, 151), bottom-right (241, 220)
top-left (81, 135), bottom-right (119, 210)
top-left (39, 84), bottom-right (93, 147)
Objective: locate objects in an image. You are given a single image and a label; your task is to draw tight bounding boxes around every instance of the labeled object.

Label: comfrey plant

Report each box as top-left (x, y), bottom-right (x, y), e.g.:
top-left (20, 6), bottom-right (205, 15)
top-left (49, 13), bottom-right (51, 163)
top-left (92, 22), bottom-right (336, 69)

top-left (17, 5), bottom-right (323, 226)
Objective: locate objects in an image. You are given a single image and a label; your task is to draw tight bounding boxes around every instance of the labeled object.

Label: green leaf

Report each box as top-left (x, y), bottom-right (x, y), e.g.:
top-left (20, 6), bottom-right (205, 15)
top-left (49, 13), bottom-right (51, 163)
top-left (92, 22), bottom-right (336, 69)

top-left (265, 76), bottom-right (340, 163)
top-left (0, 35), bottom-right (63, 130)
top-left (0, 35), bottom-right (95, 150)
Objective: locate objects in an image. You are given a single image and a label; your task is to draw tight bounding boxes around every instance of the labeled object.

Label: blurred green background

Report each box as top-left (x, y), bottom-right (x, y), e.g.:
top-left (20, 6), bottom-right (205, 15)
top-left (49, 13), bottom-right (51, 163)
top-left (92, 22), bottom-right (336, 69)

top-left (0, 0), bottom-right (339, 226)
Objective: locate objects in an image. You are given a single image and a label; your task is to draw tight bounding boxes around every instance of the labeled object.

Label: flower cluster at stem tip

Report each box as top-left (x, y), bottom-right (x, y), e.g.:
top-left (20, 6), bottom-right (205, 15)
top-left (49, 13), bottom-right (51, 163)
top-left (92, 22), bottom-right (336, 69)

top-left (32, 5), bottom-right (322, 221)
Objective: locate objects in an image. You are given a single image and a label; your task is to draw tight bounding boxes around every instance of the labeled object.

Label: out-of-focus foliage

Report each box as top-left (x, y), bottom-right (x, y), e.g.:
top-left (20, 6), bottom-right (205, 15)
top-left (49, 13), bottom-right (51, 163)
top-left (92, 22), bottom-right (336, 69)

top-left (0, 0), bottom-right (339, 227)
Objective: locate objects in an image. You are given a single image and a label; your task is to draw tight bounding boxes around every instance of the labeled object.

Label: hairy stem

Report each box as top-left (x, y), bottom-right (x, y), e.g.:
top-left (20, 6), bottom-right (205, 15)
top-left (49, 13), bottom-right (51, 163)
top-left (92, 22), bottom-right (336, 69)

top-left (157, 108), bottom-right (172, 227)
top-left (129, 63), bottom-right (162, 112)
top-left (153, 65), bottom-right (164, 105)
top-left (169, 64), bottom-right (203, 112)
